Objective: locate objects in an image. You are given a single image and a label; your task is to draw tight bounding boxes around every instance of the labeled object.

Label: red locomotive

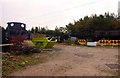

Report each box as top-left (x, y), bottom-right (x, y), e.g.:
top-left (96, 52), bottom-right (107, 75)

top-left (5, 22), bottom-right (31, 53)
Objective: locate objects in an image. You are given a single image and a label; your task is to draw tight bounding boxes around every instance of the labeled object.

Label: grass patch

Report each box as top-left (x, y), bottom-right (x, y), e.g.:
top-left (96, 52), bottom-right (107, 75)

top-left (2, 51), bottom-right (56, 76)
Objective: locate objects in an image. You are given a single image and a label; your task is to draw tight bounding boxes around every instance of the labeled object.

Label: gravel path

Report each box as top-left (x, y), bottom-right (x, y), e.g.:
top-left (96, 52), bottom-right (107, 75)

top-left (10, 44), bottom-right (118, 76)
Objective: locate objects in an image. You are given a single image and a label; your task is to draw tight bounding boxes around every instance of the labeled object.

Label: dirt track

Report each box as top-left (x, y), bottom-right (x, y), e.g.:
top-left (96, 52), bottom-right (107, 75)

top-left (10, 44), bottom-right (118, 76)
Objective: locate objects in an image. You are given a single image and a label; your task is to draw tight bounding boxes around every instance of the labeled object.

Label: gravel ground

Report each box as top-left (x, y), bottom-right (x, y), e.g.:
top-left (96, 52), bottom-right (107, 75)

top-left (10, 44), bottom-right (118, 76)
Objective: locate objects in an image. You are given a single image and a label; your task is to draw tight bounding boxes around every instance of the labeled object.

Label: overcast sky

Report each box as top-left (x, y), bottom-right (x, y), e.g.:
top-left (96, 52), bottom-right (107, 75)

top-left (0, 0), bottom-right (120, 30)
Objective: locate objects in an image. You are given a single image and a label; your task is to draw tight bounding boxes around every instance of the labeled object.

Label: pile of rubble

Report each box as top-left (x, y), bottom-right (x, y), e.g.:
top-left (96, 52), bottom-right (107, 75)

top-left (2, 52), bottom-right (27, 76)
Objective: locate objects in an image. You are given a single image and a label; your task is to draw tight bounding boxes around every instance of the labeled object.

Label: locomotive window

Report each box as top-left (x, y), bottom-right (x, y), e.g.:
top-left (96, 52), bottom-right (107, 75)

top-left (11, 23), bottom-right (14, 26)
top-left (21, 24), bottom-right (24, 28)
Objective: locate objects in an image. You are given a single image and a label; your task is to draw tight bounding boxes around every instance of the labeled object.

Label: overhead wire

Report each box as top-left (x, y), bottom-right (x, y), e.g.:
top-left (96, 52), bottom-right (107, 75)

top-left (25, 0), bottom-right (114, 29)
top-left (25, 0), bottom-right (105, 19)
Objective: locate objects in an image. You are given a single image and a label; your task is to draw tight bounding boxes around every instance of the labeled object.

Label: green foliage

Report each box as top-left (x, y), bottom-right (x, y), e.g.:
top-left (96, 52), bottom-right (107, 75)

top-left (30, 26), bottom-right (66, 36)
top-left (66, 12), bottom-right (120, 39)
top-left (29, 12), bottom-right (120, 40)
top-left (2, 52), bottom-right (55, 76)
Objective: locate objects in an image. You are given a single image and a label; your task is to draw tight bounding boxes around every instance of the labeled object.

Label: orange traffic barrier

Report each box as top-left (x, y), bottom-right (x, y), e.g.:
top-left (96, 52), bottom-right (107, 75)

top-left (103, 40), bottom-right (110, 46)
top-left (109, 40), bottom-right (119, 46)
top-left (78, 39), bottom-right (86, 45)
top-left (98, 40), bottom-right (106, 46)
top-left (98, 40), bottom-right (119, 46)
top-left (118, 40), bottom-right (120, 46)
top-left (97, 40), bottom-right (101, 46)
top-left (106, 40), bottom-right (110, 46)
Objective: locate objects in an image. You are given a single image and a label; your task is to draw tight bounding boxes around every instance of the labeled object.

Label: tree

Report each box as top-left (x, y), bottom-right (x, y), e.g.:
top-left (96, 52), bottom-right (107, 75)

top-left (31, 27), bottom-right (35, 33)
top-left (46, 30), bottom-right (55, 36)
top-left (65, 12), bottom-right (120, 40)
top-left (35, 26), bottom-right (39, 33)
top-left (38, 26), bottom-right (41, 33)
top-left (40, 27), bottom-right (46, 34)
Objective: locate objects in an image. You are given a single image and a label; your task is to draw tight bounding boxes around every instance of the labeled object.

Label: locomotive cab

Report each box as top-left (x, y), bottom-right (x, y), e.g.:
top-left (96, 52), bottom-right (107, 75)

top-left (6, 22), bottom-right (31, 42)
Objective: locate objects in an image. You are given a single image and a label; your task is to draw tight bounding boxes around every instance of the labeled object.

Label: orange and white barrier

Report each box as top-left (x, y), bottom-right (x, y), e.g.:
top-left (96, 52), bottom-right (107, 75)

top-left (109, 40), bottom-right (119, 46)
top-left (98, 40), bottom-right (120, 46)
top-left (78, 39), bottom-right (86, 45)
top-left (118, 40), bottom-right (120, 46)
top-left (97, 40), bottom-right (110, 46)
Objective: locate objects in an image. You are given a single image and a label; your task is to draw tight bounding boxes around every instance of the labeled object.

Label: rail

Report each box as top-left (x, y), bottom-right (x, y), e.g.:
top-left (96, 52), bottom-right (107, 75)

top-left (0, 44), bottom-right (13, 47)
